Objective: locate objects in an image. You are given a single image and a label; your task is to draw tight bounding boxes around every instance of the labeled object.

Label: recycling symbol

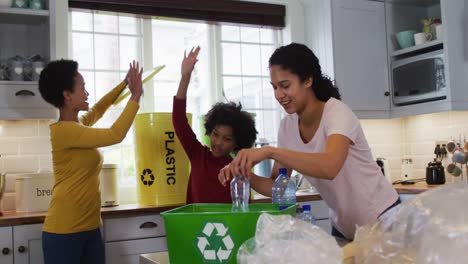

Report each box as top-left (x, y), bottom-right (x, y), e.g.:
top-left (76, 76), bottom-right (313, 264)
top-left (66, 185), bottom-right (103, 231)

top-left (140, 168), bottom-right (155, 186)
top-left (196, 222), bottom-right (234, 263)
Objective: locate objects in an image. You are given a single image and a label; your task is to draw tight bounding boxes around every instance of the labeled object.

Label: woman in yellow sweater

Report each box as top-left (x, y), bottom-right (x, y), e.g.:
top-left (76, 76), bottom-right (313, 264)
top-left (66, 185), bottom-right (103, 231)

top-left (38, 60), bottom-right (143, 264)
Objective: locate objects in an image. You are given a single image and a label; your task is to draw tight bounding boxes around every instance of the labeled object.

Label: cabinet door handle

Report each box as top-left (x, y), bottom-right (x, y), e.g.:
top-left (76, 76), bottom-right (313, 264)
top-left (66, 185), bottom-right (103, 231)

top-left (2, 247), bottom-right (10, 255)
top-left (18, 245), bottom-right (26, 253)
top-left (139, 221), bottom-right (158, 229)
top-left (384, 91), bottom-right (390, 96)
top-left (15, 90), bottom-right (35, 97)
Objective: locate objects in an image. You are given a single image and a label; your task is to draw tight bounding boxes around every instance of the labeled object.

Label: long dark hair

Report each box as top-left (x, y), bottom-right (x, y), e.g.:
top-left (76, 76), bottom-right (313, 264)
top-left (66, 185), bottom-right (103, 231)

top-left (269, 43), bottom-right (341, 101)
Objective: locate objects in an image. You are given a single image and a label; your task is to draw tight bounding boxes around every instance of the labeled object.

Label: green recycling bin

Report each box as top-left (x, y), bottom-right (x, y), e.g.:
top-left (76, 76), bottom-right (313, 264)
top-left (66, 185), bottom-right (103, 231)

top-left (161, 203), bottom-right (296, 264)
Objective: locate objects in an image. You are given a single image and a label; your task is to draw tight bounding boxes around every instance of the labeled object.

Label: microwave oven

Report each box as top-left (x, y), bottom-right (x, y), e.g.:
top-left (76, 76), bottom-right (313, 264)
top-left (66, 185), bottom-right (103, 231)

top-left (392, 49), bottom-right (446, 106)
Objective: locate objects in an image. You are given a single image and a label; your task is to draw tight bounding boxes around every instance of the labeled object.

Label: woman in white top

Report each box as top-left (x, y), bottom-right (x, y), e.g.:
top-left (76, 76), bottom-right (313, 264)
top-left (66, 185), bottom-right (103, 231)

top-left (218, 43), bottom-right (399, 240)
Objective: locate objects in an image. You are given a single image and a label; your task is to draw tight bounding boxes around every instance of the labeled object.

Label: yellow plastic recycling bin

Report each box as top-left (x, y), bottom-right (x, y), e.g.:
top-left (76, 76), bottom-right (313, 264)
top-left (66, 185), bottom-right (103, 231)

top-left (134, 113), bottom-right (191, 206)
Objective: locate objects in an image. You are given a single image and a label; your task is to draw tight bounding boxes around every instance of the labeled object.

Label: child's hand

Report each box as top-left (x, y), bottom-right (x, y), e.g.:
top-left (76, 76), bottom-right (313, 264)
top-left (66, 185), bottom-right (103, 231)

top-left (181, 46), bottom-right (201, 77)
top-left (127, 60), bottom-right (143, 101)
top-left (218, 164), bottom-right (234, 187)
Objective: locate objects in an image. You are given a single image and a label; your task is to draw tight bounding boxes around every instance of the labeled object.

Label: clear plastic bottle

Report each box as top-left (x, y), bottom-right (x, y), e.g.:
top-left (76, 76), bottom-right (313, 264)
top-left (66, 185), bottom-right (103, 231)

top-left (301, 204), bottom-right (316, 225)
top-left (230, 175), bottom-right (250, 212)
top-left (272, 168), bottom-right (296, 205)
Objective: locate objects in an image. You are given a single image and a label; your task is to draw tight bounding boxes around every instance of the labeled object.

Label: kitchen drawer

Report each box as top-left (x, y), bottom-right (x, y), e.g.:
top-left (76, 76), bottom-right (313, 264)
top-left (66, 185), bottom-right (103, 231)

top-left (299, 200), bottom-right (330, 220)
top-left (0, 83), bottom-right (47, 108)
top-left (105, 237), bottom-right (167, 264)
top-left (0, 82), bottom-right (58, 119)
top-left (103, 214), bottom-right (165, 242)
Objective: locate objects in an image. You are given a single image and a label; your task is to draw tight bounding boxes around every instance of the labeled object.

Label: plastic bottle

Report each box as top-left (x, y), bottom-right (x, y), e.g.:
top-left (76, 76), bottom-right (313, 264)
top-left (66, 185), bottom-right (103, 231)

top-left (272, 168), bottom-right (296, 205)
top-left (231, 175), bottom-right (250, 212)
top-left (301, 204), bottom-right (316, 225)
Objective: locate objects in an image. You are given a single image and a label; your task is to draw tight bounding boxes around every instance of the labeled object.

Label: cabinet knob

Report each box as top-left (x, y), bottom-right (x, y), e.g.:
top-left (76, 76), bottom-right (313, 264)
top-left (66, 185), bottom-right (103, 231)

top-left (18, 246), bottom-right (26, 253)
top-left (384, 91), bottom-right (390, 96)
top-left (2, 247), bottom-right (10, 255)
top-left (139, 221), bottom-right (158, 229)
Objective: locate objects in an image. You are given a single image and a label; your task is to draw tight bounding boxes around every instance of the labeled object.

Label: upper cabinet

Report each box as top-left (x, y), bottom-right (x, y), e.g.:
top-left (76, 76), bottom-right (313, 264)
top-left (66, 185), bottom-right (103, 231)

top-left (304, 0), bottom-right (468, 118)
top-left (0, 0), bottom-right (67, 120)
top-left (331, 0), bottom-right (390, 119)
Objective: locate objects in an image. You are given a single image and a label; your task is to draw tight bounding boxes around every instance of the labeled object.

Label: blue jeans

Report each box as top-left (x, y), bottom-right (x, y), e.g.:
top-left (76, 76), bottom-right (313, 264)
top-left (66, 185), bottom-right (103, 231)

top-left (42, 228), bottom-right (105, 264)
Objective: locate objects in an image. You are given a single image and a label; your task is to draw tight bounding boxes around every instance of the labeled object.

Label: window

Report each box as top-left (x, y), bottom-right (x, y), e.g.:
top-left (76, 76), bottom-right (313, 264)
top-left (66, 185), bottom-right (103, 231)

top-left (69, 10), bottom-right (282, 193)
top-left (218, 25), bottom-right (282, 144)
top-left (70, 11), bottom-right (145, 186)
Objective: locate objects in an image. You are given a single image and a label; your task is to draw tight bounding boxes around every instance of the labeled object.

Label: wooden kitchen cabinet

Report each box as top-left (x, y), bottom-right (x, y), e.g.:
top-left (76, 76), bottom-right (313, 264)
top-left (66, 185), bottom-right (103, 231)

top-left (0, 82), bottom-right (57, 119)
top-left (13, 224), bottom-right (43, 264)
top-left (305, 0), bottom-right (468, 118)
top-left (0, 0), bottom-right (67, 120)
top-left (331, 0), bottom-right (391, 119)
top-left (105, 237), bottom-right (167, 264)
top-left (0, 224), bottom-right (43, 264)
top-left (0, 226), bottom-right (13, 264)
top-left (103, 214), bottom-right (167, 264)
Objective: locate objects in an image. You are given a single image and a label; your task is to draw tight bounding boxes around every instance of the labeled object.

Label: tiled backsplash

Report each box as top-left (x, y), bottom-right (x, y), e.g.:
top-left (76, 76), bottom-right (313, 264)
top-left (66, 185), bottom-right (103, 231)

top-left (0, 120), bottom-right (53, 173)
top-left (0, 120), bottom-right (53, 211)
top-left (1, 111), bottom-right (468, 210)
top-left (362, 111), bottom-right (468, 181)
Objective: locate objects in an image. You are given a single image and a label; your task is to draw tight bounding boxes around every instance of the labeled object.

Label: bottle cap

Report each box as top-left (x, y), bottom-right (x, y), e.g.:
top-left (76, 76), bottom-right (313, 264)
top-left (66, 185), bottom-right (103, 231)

top-left (279, 205), bottom-right (288, 210)
top-left (302, 204), bottom-right (311, 211)
top-left (278, 168), bottom-right (287, 175)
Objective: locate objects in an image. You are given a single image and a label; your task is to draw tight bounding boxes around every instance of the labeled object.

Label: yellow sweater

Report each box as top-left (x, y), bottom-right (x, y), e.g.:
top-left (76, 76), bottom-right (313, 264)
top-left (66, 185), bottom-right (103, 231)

top-left (43, 81), bottom-right (139, 234)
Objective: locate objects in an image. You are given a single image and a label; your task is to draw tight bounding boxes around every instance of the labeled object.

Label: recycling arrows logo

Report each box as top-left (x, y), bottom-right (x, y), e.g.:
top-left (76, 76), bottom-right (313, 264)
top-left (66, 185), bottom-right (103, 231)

top-left (196, 222), bottom-right (234, 263)
top-left (140, 168), bottom-right (155, 186)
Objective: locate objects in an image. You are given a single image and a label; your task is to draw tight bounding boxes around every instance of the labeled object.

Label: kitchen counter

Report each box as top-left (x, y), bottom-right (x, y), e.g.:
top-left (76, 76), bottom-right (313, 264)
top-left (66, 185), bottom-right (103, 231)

top-left (392, 182), bottom-right (441, 194)
top-left (0, 203), bottom-right (184, 227)
top-left (0, 193), bottom-right (320, 227)
top-left (0, 182), bottom-right (437, 227)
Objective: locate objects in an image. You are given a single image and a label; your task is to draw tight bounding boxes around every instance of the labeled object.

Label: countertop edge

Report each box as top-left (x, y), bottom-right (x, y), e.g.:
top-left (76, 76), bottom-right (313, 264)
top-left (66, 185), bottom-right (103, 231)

top-left (0, 184), bottom-right (435, 227)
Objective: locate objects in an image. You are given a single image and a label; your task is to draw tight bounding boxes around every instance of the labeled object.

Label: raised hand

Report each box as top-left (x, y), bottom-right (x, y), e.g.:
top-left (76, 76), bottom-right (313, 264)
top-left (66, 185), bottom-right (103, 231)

top-left (127, 60), bottom-right (143, 102)
top-left (181, 46), bottom-right (201, 77)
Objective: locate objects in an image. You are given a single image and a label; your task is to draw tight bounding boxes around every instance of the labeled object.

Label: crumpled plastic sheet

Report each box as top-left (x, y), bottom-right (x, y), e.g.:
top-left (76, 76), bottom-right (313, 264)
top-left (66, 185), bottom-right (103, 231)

top-left (355, 182), bottom-right (468, 264)
top-left (237, 213), bottom-right (342, 264)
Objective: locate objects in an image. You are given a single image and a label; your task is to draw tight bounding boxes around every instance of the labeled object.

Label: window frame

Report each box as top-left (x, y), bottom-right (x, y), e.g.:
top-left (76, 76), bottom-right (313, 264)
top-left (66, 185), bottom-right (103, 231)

top-left (68, 10), bottom-right (283, 197)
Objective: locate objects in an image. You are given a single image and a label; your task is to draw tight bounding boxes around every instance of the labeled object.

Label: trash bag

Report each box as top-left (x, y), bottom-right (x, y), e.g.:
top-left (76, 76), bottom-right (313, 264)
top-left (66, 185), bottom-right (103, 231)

top-left (237, 213), bottom-right (342, 264)
top-left (355, 182), bottom-right (468, 264)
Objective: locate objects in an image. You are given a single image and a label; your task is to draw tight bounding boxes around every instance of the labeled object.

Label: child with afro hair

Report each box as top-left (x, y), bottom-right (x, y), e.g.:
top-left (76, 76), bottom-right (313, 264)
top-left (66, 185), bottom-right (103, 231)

top-left (172, 46), bottom-right (257, 203)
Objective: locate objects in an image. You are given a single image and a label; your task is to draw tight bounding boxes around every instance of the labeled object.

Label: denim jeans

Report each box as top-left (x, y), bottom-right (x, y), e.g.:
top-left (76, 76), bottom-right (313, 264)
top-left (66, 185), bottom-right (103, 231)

top-left (42, 228), bottom-right (104, 264)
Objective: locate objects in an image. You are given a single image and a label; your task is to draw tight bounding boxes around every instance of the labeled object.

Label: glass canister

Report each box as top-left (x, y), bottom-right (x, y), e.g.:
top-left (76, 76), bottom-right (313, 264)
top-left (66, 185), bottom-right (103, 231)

top-left (29, 0), bottom-right (44, 10)
top-left (11, 0), bottom-right (28, 8)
